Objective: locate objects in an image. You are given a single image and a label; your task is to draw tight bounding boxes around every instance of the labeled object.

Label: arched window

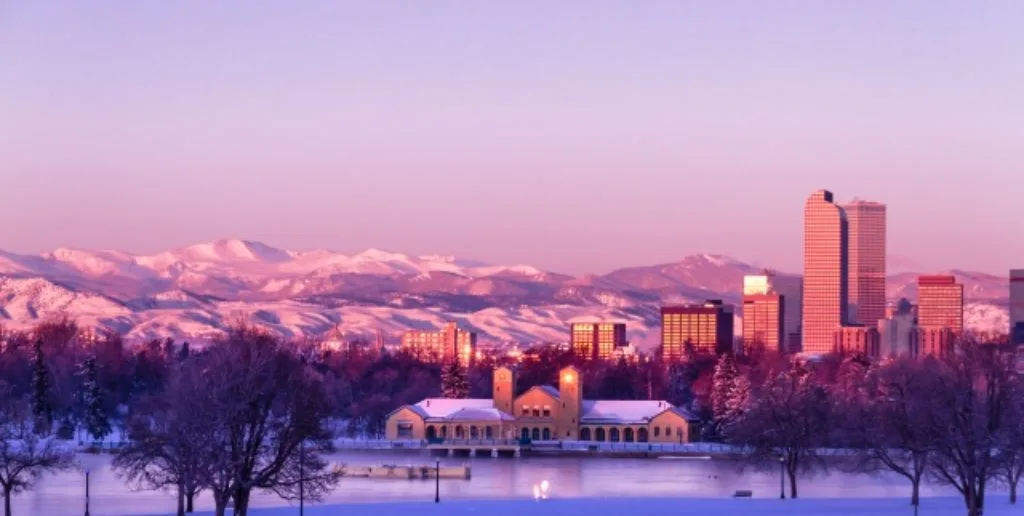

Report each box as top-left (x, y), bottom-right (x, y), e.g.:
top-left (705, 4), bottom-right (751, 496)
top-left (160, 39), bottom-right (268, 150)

top-left (580, 427), bottom-right (592, 441)
top-left (542, 428), bottom-right (551, 440)
top-left (638, 428), bottom-right (649, 443)
top-left (485, 426), bottom-right (494, 439)
top-left (521, 428), bottom-right (530, 440)
top-left (624, 428), bottom-right (635, 442)
top-left (653, 426), bottom-right (660, 438)
top-left (426, 426), bottom-right (438, 440)
top-left (665, 426), bottom-right (671, 437)
top-left (610, 428), bottom-right (620, 442)
top-left (455, 426), bottom-right (465, 439)
top-left (595, 427), bottom-right (606, 441)
top-left (470, 426), bottom-right (480, 439)
top-left (441, 426), bottom-right (449, 438)
top-left (532, 428), bottom-right (541, 440)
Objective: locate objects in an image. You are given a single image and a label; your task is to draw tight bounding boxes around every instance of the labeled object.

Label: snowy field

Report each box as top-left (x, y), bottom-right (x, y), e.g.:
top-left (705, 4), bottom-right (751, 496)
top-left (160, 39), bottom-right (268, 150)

top-left (150, 497), bottom-right (1018, 516)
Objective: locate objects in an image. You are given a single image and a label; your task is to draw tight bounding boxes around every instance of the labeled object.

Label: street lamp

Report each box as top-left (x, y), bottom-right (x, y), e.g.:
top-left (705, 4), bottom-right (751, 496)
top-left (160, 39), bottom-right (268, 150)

top-left (778, 457), bottom-right (785, 500)
top-left (84, 468), bottom-right (91, 516)
top-left (434, 459), bottom-right (440, 503)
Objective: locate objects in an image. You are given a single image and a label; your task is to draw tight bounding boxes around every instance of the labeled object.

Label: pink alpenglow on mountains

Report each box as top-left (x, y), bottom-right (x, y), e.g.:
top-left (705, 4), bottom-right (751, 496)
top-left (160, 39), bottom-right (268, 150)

top-left (0, 240), bottom-right (1011, 345)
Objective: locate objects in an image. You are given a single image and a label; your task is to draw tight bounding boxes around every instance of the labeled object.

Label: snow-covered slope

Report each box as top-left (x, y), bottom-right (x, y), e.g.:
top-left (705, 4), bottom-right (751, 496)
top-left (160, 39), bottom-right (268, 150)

top-left (0, 240), bottom-right (1013, 345)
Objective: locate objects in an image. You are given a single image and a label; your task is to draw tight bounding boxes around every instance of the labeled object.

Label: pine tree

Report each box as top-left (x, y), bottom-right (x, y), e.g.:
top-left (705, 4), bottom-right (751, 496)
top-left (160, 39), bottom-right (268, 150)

top-left (441, 357), bottom-right (470, 399)
top-left (711, 353), bottom-right (738, 425)
top-left (724, 374), bottom-right (751, 425)
top-left (79, 355), bottom-right (111, 441)
top-left (31, 339), bottom-right (52, 433)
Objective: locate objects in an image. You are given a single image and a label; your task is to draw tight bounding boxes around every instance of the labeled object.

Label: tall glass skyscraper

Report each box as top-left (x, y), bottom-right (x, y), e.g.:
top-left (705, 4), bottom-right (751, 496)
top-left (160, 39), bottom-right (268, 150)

top-left (844, 200), bottom-right (887, 328)
top-left (1010, 270), bottom-right (1024, 345)
top-left (802, 190), bottom-right (848, 355)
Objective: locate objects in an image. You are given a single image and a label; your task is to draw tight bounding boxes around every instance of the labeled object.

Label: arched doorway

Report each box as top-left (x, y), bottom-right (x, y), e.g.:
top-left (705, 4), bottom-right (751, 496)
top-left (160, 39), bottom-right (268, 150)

top-left (455, 426), bottom-right (465, 439)
top-left (610, 428), bottom-right (620, 442)
top-left (595, 427), bottom-right (606, 442)
top-left (638, 428), bottom-right (649, 442)
top-left (470, 426), bottom-right (480, 439)
top-left (531, 428), bottom-right (541, 440)
top-left (485, 426), bottom-right (494, 439)
top-left (624, 428), bottom-right (634, 442)
top-left (580, 427), bottom-right (592, 441)
top-left (426, 425), bottom-right (437, 440)
top-left (521, 428), bottom-right (530, 441)
top-left (542, 428), bottom-right (551, 440)
top-left (441, 426), bottom-right (449, 439)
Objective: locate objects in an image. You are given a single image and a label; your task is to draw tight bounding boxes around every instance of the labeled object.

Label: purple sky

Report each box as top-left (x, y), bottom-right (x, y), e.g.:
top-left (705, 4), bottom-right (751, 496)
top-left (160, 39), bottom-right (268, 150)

top-left (1, 1), bottom-right (1021, 275)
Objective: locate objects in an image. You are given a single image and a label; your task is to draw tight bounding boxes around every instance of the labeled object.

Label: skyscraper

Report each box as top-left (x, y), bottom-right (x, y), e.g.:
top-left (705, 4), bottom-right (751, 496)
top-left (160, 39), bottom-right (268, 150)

top-left (917, 275), bottom-right (963, 355)
top-left (744, 272), bottom-right (802, 351)
top-left (401, 322), bottom-right (477, 363)
top-left (802, 190), bottom-right (849, 354)
top-left (844, 200), bottom-right (887, 327)
top-left (742, 293), bottom-right (784, 353)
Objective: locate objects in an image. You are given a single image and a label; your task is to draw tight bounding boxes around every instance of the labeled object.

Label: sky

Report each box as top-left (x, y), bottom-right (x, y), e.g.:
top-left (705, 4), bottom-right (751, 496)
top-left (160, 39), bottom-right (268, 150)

top-left (1, 1), bottom-right (1021, 275)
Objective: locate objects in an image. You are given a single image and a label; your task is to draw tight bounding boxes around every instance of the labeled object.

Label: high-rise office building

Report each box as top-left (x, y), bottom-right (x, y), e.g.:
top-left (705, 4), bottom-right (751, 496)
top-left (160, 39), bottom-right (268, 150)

top-left (401, 322), bottom-right (477, 363)
top-left (742, 293), bottom-right (784, 353)
top-left (570, 320), bottom-right (627, 360)
top-left (802, 190), bottom-right (849, 354)
top-left (1012, 270), bottom-right (1024, 345)
top-left (744, 272), bottom-right (802, 351)
top-left (661, 301), bottom-right (734, 360)
top-left (844, 200), bottom-right (887, 327)
top-left (917, 275), bottom-right (963, 355)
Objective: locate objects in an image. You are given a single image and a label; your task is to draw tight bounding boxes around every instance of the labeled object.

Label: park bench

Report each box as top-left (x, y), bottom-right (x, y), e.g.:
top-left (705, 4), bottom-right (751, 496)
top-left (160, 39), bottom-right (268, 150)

top-left (732, 490), bottom-right (753, 498)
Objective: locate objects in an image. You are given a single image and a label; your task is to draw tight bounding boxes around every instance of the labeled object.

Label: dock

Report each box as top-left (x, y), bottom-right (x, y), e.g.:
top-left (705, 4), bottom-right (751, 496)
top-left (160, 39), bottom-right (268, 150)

top-left (336, 464), bottom-right (471, 480)
top-left (425, 439), bottom-right (525, 458)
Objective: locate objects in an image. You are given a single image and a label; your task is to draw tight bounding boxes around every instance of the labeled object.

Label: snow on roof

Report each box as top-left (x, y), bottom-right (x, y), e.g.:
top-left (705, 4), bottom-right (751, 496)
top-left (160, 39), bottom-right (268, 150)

top-left (580, 400), bottom-right (688, 424)
top-left (446, 407), bottom-right (517, 422)
top-left (537, 385), bottom-right (560, 399)
top-left (410, 398), bottom-right (496, 419)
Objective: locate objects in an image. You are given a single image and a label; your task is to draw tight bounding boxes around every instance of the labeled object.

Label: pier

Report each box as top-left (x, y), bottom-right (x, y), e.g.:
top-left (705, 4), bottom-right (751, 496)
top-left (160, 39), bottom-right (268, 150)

top-left (426, 439), bottom-right (525, 458)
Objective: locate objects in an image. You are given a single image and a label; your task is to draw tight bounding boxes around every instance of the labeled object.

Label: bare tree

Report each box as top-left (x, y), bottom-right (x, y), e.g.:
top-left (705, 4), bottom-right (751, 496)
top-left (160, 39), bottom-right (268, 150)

top-left (0, 390), bottom-right (75, 516)
top-left (927, 341), bottom-right (1015, 516)
top-left (728, 366), bottom-right (831, 498)
top-left (113, 361), bottom-right (212, 515)
top-left (847, 357), bottom-right (935, 509)
top-left (995, 374), bottom-right (1024, 504)
top-left (196, 325), bottom-right (340, 516)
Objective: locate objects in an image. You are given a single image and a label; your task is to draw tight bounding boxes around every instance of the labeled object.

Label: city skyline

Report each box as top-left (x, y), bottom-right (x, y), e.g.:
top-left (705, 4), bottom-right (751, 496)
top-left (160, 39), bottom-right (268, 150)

top-left (2, 2), bottom-right (1023, 275)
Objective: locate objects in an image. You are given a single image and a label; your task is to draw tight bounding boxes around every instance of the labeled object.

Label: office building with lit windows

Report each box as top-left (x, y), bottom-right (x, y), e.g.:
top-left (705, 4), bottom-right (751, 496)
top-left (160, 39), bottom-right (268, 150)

top-left (401, 322), bottom-right (476, 364)
top-left (742, 293), bottom-right (784, 353)
top-left (844, 199), bottom-right (887, 327)
top-left (917, 275), bottom-right (963, 355)
top-left (660, 301), bottom-right (734, 361)
top-left (744, 272), bottom-right (802, 352)
top-left (570, 320), bottom-right (627, 360)
top-left (802, 190), bottom-right (849, 355)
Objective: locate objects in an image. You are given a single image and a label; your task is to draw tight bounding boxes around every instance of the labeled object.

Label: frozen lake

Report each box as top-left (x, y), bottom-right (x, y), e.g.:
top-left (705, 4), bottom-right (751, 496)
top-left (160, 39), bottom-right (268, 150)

top-left (9, 450), bottom-right (972, 515)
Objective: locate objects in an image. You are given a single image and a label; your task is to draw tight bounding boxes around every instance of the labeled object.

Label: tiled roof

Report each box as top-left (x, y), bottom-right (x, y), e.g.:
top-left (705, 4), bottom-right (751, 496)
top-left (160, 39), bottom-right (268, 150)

top-left (410, 398), bottom-right (495, 419)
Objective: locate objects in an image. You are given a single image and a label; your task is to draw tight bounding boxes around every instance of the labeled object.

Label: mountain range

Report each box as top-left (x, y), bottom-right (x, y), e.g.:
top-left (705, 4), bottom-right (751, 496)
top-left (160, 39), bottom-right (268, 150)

top-left (0, 239), bottom-right (1012, 349)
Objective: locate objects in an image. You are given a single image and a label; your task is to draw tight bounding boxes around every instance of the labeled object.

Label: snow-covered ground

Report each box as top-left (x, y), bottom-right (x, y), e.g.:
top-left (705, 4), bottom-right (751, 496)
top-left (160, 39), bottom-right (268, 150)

top-left (147, 497), bottom-right (1018, 516)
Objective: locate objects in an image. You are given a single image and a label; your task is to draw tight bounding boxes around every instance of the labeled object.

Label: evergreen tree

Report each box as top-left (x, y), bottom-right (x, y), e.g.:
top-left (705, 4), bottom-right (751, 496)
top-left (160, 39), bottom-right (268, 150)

top-left (724, 374), bottom-right (751, 427)
top-left (441, 356), bottom-right (470, 399)
top-left (31, 339), bottom-right (52, 432)
top-left (79, 355), bottom-right (111, 441)
top-left (711, 353), bottom-right (738, 425)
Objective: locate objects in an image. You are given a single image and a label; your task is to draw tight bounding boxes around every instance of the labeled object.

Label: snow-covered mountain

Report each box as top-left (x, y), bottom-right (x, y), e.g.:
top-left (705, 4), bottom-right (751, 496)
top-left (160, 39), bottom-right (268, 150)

top-left (0, 240), bottom-right (1012, 347)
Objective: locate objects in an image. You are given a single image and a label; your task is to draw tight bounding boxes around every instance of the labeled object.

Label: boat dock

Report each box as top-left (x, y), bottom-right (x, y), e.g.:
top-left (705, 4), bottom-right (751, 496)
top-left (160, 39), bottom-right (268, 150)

top-left (425, 439), bottom-right (524, 458)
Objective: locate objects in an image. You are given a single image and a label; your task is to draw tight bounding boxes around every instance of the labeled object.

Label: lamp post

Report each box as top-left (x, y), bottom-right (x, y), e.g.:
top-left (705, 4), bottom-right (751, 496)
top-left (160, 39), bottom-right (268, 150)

top-left (778, 457), bottom-right (785, 500)
top-left (434, 459), bottom-right (440, 503)
top-left (84, 468), bottom-right (91, 516)
top-left (299, 441), bottom-right (305, 516)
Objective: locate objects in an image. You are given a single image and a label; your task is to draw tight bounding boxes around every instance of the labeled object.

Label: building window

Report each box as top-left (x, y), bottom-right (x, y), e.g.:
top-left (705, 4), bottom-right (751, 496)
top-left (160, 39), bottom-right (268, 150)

top-left (532, 409), bottom-right (540, 417)
top-left (654, 427), bottom-right (661, 438)
top-left (397, 421), bottom-right (414, 439)
top-left (542, 408), bottom-right (551, 418)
